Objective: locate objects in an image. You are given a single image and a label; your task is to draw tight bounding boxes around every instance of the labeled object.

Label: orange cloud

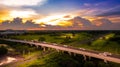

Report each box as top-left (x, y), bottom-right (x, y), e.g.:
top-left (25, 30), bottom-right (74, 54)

top-left (0, 8), bottom-right (11, 22)
top-left (92, 18), bottom-right (112, 26)
top-left (108, 17), bottom-right (120, 23)
top-left (0, 7), bottom-right (43, 23)
top-left (57, 20), bottom-right (73, 26)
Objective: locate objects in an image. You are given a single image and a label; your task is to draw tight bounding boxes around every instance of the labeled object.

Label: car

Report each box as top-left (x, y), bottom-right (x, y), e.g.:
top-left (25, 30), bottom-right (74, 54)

top-left (103, 52), bottom-right (112, 56)
top-left (53, 43), bottom-right (57, 45)
top-left (99, 52), bottom-right (112, 56)
top-left (63, 45), bottom-right (68, 47)
top-left (43, 41), bottom-right (47, 43)
top-left (79, 48), bottom-right (85, 50)
top-left (99, 53), bottom-right (107, 56)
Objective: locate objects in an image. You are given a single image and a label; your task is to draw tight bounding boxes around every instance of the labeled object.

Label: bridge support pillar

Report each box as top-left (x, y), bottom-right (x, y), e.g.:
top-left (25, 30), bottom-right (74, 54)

top-left (30, 44), bottom-right (32, 46)
top-left (48, 47), bottom-right (51, 50)
top-left (28, 51), bottom-right (31, 55)
top-left (68, 52), bottom-right (72, 55)
top-left (56, 49), bottom-right (60, 52)
top-left (43, 47), bottom-right (46, 51)
top-left (36, 45), bottom-right (39, 48)
top-left (60, 50), bottom-right (64, 53)
top-left (104, 59), bottom-right (107, 63)
top-left (88, 56), bottom-right (91, 60)
top-left (83, 55), bottom-right (87, 61)
top-left (73, 53), bottom-right (76, 56)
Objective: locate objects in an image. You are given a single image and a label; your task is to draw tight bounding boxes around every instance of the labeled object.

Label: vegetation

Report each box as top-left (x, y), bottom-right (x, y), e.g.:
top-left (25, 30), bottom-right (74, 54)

top-left (20, 52), bottom-right (120, 67)
top-left (0, 40), bottom-right (42, 55)
top-left (0, 46), bottom-right (8, 55)
top-left (0, 31), bottom-right (120, 67)
top-left (9, 31), bottom-right (120, 54)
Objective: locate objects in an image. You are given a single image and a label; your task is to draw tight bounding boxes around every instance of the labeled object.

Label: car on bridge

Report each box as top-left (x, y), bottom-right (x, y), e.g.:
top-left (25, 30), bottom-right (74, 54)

top-left (79, 48), bottom-right (86, 50)
top-left (99, 52), bottom-right (112, 56)
top-left (52, 43), bottom-right (58, 45)
top-left (103, 52), bottom-right (112, 56)
top-left (63, 45), bottom-right (68, 47)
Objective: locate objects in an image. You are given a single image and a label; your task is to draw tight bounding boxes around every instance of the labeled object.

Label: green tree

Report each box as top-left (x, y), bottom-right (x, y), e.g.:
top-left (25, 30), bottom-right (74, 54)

top-left (0, 46), bottom-right (8, 55)
top-left (39, 37), bottom-right (46, 42)
top-left (84, 61), bottom-right (95, 67)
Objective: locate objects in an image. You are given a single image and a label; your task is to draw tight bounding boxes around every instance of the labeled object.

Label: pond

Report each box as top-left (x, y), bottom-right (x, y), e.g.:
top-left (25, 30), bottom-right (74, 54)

top-left (0, 56), bottom-right (17, 65)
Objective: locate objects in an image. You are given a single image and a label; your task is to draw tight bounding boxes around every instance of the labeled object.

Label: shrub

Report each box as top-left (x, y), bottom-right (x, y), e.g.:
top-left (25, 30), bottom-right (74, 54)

top-left (0, 46), bottom-right (8, 55)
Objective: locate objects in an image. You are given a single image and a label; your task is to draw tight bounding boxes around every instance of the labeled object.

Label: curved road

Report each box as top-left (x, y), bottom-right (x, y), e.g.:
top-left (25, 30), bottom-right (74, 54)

top-left (2, 39), bottom-right (120, 64)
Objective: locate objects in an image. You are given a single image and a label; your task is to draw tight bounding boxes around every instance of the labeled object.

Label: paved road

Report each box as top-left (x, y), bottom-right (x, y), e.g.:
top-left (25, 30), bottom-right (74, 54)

top-left (2, 39), bottom-right (120, 64)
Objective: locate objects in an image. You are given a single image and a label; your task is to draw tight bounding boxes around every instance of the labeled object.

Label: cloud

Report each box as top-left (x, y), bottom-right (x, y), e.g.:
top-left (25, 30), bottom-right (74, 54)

top-left (92, 18), bottom-right (112, 26)
top-left (83, 3), bottom-right (92, 7)
top-left (0, 17), bottom-right (40, 30)
top-left (73, 8), bottom-right (101, 17)
top-left (0, 0), bottom-right (47, 7)
top-left (35, 16), bottom-right (120, 30)
top-left (0, 17), bottom-right (120, 30)
top-left (63, 15), bottom-right (72, 18)
top-left (96, 5), bottom-right (120, 17)
top-left (10, 10), bottom-right (37, 18)
top-left (0, 7), bottom-right (11, 22)
top-left (72, 16), bottom-right (92, 27)
top-left (108, 17), bottom-right (120, 23)
top-left (91, 18), bottom-right (120, 30)
top-left (97, 11), bottom-right (120, 17)
top-left (0, 6), bottom-right (41, 23)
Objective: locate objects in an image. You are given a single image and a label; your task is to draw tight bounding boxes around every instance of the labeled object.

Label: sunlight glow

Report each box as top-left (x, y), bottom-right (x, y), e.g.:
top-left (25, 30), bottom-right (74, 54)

top-left (10, 10), bottom-right (37, 18)
top-left (0, 0), bottom-right (47, 6)
top-left (34, 14), bottom-right (73, 25)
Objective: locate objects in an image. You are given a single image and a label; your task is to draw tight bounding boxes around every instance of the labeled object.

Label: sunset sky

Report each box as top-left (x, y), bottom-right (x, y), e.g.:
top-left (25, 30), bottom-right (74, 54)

top-left (0, 0), bottom-right (120, 30)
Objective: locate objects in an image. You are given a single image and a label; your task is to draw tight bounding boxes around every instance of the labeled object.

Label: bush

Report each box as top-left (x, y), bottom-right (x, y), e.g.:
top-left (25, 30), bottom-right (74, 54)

top-left (0, 46), bottom-right (8, 55)
top-left (92, 40), bottom-right (107, 47)
top-left (39, 37), bottom-right (46, 42)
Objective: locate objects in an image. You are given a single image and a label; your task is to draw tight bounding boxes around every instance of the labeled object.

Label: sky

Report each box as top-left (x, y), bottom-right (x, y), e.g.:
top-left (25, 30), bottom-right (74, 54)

top-left (0, 0), bottom-right (120, 30)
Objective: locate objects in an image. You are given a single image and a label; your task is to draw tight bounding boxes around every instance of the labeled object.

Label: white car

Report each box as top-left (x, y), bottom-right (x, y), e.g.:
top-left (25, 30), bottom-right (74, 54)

top-left (103, 52), bottom-right (112, 56)
top-left (99, 53), bottom-right (107, 56)
top-left (53, 43), bottom-right (57, 45)
top-left (99, 52), bottom-right (112, 56)
top-left (43, 41), bottom-right (47, 43)
top-left (79, 48), bottom-right (85, 50)
top-left (63, 45), bottom-right (68, 47)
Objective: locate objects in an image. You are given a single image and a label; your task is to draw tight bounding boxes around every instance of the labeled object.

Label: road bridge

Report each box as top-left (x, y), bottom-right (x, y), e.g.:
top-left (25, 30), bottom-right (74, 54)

top-left (1, 39), bottom-right (120, 64)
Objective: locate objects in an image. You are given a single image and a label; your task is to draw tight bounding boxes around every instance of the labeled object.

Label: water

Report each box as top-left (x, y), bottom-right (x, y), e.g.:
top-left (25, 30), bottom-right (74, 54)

top-left (0, 56), bottom-right (17, 65)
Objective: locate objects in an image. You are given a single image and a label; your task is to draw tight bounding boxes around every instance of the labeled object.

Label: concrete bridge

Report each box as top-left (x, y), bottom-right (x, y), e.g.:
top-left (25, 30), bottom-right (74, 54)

top-left (1, 39), bottom-right (120, 64)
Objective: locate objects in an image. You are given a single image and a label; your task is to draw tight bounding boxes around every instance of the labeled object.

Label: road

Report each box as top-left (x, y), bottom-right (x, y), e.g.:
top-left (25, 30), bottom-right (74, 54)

top-left (2, 39), bottom-right (120, 64)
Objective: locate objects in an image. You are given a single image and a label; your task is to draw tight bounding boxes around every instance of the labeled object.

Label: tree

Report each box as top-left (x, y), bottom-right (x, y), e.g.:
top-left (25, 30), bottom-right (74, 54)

top-left (39, 37), bottom-right (46, 42)
top-left (0, 46), bottom-right (8, 55)
top-left (84, 61), bottom-right (95, 67)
